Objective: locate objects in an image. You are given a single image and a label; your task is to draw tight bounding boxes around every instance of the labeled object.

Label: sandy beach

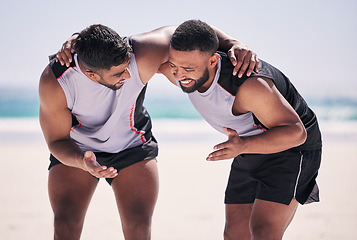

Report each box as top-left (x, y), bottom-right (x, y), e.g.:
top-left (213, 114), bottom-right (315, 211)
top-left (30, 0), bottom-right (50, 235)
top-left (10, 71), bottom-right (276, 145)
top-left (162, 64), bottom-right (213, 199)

top-left (1, 118), bottom-right (356, 240)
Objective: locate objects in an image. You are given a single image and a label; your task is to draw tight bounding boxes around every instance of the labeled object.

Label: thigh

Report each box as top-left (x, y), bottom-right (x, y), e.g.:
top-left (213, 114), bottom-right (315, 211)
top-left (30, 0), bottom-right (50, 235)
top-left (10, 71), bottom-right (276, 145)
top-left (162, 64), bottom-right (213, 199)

top-left (250, 198), bottom-right (298, 239)
top-left (111, 158), bottom-right (159, 222)
top-left (225, 157), bottom-right (257, 204)
top-left (225, 204), bottom-right (253, 240)
top-left (252, 150), bottom-right (302, 205)
top-left (48, 164), bottom-right (99, 217)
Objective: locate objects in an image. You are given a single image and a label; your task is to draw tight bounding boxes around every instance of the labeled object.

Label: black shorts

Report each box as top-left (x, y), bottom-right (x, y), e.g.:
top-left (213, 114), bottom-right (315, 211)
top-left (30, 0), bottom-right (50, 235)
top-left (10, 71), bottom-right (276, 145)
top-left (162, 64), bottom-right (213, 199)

top-left (225, 148), bottom-right (321, 205)
top-left (48, 137), bottom-right (158, 185)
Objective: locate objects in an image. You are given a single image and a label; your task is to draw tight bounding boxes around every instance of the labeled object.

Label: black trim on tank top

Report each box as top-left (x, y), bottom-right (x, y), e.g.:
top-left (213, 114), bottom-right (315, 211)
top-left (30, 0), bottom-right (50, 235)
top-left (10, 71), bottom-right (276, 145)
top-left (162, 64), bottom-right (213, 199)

top-left (49, 53), bottom-right (76, 79)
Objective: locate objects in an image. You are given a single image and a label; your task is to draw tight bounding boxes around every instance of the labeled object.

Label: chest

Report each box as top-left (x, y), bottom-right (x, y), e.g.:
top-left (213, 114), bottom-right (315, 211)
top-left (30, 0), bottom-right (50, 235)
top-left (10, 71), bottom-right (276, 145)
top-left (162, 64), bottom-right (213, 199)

top-left (69, 78), bottom-right (141, 127)
top-left (188, 84), bottom-right (236, 122)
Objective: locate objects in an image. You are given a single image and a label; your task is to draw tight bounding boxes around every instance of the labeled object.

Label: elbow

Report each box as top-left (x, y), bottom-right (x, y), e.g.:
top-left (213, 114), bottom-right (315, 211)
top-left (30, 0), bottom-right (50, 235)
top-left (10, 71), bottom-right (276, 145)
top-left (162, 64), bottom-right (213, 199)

top-left (295, 123), bottom-right (307, 146)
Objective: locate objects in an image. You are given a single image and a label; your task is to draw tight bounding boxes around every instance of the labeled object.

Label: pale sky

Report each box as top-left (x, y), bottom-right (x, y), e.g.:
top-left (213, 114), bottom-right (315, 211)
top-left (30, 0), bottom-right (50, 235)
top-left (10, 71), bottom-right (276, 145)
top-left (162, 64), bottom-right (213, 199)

top-left (0, 0), bottom-right (356, 99)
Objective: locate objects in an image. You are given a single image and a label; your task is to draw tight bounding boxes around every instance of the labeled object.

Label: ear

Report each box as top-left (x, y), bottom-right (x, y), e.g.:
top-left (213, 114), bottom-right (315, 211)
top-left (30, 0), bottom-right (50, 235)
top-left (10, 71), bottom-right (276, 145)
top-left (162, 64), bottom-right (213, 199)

top-left (209, 53), bottom-right (220, 68)
top-left (84, 70), bottom-right (100, 81)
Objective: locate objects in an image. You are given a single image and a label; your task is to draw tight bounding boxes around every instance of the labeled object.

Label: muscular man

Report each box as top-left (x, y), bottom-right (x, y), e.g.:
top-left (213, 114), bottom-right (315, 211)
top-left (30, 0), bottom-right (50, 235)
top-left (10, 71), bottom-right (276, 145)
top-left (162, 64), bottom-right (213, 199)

top-left (40, 23), bottom-right (258, 240)
top-left (160, 20), bottom-right (322, 240)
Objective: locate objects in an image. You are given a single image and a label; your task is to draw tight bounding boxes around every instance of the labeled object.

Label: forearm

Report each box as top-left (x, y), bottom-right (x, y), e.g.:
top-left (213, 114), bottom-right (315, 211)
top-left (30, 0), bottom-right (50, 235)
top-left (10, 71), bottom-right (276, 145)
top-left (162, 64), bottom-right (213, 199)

top-left (241, 124), bottom-right (307, 154)
top-left (48, 139), bottom-right (85, 169)
top-left (213, 26), bottom-right (246, 52)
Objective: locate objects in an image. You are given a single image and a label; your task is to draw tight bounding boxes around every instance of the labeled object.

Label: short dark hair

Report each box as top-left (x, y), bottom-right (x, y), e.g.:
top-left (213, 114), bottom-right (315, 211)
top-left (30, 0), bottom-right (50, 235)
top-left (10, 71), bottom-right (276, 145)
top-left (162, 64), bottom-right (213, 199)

top-left (75, 24), bottom-right (131, 72)
top-left (170, 20), bottom-right (219, 54)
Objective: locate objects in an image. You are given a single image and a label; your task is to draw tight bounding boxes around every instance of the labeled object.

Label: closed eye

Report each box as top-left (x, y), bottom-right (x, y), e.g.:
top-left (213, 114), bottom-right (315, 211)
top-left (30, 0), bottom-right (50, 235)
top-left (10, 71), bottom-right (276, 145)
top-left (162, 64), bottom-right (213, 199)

top-left (168, 61), bottom-right (194, 72)
top-left (168, 61), bottom-right (176, 68)
top-left (183, 67), bottom-right (194, 72)
top-left (114, 70), bottom-right (125, 78)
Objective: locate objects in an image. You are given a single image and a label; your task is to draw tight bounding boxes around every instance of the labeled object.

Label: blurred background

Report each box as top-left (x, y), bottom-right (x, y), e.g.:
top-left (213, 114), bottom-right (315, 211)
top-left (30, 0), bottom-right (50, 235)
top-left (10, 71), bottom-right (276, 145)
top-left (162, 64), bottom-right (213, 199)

top-left (1, 1), bottom-right (356, 239)
top-left (0, 0), bottom-right (356, 121)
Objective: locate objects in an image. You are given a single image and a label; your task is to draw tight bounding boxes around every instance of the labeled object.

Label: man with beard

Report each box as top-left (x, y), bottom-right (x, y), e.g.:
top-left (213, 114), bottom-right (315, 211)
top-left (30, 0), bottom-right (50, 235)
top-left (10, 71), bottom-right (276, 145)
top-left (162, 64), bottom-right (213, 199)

top-left (40, 23), bottom-right (258, 240)
top-left (159, 19), bottom-right (322, 240)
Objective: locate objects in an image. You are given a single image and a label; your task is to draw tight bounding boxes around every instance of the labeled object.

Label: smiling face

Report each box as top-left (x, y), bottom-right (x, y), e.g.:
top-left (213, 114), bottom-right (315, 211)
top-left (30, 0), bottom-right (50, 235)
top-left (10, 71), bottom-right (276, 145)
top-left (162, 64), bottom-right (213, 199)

top-left (168, 48), bottom-right (219, 93)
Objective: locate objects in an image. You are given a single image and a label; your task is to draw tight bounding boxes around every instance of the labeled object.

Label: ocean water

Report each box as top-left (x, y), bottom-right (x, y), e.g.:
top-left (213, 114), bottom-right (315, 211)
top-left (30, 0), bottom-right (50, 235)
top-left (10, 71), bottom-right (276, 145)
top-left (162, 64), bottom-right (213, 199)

top-left (1, 86), bottom-right (357, 121)
top-left (1, 86), bottom-right (357, 144)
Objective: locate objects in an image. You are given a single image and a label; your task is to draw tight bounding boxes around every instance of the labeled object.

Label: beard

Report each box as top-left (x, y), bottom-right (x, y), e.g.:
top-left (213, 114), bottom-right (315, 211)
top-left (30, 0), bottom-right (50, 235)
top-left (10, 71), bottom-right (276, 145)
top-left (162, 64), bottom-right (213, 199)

top-left (97, 76), bottom-right (124, 90)
top-left (179, 68), bottom-right (210, 93)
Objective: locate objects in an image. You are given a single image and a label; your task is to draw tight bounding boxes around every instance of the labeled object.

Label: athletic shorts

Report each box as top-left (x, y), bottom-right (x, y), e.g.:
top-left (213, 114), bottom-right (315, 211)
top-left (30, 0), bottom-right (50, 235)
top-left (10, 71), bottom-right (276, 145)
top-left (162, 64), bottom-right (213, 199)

top-left (48, 137), bottom-right (158, 185)
top-left (225, 148), bottom-right (321, 205)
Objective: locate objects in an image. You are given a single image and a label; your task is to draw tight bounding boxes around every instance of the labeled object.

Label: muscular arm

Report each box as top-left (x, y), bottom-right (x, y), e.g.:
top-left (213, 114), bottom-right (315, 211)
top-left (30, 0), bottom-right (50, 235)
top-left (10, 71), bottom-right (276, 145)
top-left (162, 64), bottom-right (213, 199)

top-left (130, 26), bottom-right (176, 84)
top-left (39, 65), bottom-right (119, 178)
top-left (213, 26), bottom-right (259, 77)
top-left (208, 77), bottom-right (307, 160)
top-left (56, 24), bottom-right (259, 82)
top-left (116, 25), bottom-right (259, 84)
top-left (39, 65), bottom-right (84, 168)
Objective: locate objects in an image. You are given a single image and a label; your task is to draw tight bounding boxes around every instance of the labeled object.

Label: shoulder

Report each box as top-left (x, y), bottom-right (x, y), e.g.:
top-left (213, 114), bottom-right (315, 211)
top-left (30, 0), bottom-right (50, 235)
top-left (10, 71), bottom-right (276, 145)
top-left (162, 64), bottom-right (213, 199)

top-left (239, 76), bottom-right (275, 93)
top-left (130, 26), bottom-right (176, 52)
top-left (48, 53), bottom-right (76, 79)
top-left (233, 76), bottom-right (277, 114)
top-left (40, 64), bottom-right (57, 88)
top-left (39, 64), bottom-right (67, 110)
top-left (129, 26), bottom-right (176, 83)
top-left (217, 51), bottom-right (248, 96)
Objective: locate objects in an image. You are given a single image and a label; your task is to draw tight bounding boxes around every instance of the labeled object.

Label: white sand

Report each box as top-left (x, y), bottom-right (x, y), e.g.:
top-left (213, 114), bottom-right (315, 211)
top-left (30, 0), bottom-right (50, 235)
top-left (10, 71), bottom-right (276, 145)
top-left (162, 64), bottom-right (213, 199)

top-left (1, 119), bottom-right (356, 239)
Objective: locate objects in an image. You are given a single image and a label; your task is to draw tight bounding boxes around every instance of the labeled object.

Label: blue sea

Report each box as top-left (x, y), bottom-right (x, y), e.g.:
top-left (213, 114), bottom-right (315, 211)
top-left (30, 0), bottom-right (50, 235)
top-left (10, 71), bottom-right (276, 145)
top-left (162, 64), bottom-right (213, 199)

top-left (1, 86), bottom-right (357, 121)
top-left (1, 86), bottom-right (357, 144)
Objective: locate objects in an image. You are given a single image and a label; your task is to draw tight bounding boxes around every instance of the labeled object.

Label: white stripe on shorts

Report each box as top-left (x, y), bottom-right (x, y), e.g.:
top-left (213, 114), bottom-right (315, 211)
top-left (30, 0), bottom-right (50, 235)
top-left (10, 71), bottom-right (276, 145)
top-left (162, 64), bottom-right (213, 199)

top-left (293, 152), bottom-right (303, 198)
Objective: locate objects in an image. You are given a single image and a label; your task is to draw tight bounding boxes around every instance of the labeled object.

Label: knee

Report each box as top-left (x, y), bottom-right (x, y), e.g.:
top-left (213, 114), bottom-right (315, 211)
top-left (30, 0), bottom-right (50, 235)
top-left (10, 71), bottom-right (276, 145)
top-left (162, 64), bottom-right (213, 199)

top-left (53, 210), bottom-right (85, 237)
top-left (121, 209), bottom-right (153, 240)
top-left (124, 213), bottom-right (152, 229)
top-left (250, 224), bottom-right (282, 240)
top-left (122, 220), bottom-right (152, 240)
top-left (223, 221), bottom-right (251, 240)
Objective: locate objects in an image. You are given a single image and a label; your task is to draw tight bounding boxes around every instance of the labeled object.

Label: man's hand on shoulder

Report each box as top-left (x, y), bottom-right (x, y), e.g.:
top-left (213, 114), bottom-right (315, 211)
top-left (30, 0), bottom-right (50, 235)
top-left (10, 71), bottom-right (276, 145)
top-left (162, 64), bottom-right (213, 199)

top-left (56, 34), bottom-right (78, 67)
top-left (227, 44), bottom-right (259, 78)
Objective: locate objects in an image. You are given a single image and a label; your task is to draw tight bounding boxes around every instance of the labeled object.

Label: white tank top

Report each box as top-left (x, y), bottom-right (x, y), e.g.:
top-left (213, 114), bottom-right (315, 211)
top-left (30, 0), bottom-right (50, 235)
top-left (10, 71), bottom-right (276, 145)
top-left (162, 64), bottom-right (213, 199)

top-left (177, 58), bottom-right (266, 137)
top-left (56, 54), bottom-right (148, 153)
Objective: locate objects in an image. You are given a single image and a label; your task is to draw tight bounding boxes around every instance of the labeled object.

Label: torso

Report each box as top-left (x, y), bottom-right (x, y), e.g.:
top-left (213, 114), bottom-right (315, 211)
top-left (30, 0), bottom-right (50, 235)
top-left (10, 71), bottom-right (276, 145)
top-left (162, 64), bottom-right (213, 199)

top-left (50, 54), bottom-right (152, 153)
top-left (181, 58), bottom-right (267, 137)
top-left (178, 52), bottom-right (322, 151)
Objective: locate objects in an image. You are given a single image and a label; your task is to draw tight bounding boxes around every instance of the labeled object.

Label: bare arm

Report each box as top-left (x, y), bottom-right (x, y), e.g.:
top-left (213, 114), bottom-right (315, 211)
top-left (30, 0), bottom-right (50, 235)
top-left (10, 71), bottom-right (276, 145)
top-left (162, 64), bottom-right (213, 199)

top-left (132, 25), bottom-right (259, 82)
top-left (213, 26), bottom-right (259, 77)
top-left (55, 25), bottom-right (259, 80)
top-left (207, 77), bottom-right (307, 160)
top-left (39, 65), bottom-right (83, 166)
top-left (130, 26), bottom-right (177, 84)
top-left (38, 65), bottom-right (117, 178)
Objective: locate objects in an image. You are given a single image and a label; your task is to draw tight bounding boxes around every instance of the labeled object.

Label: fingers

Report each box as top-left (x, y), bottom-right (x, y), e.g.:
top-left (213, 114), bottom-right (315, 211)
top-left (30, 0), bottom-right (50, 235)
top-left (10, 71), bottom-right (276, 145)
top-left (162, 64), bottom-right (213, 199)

top-left (56, 48), bottom-right (72, 67)
top-left (94, 166), bottom-right (118, 178)
top-left (254, 54), bottom-right (260, 73)
top-left (223, 127), bottom-right (234, 134)
top-left (231, 48), bottom-right (245, 77)
top-left (235, 49), bottom-right (252, 78)
top-left (206, 140), bottom-right (231, 161)
top-left (227, 49), bottom-right (237, 67)
top-left (207, 127), bottom-right (242, 161)
top-left (230, 48), bottom-right (259, 78)
top-left (70, 38), bottom-right (76, 53)
top-left (55, 35), bottom-right (77, 67)
top-left (206, 148), bottom-right (230, 161)
top-left (244, 54), bottom-right (256, 78)
top-left (83, 151), bottom-right (118, 178)
top-left (223, 127), bottom-right (239, 140)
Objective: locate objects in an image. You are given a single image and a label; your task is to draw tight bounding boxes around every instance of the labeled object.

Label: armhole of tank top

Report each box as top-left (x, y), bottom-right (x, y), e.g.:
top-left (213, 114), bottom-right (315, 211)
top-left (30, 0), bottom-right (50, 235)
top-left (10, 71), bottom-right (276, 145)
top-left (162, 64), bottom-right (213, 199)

top-left (57, 77), bottom-right (74, 110)
top-left (129, 54), bottom-right (146, 88)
